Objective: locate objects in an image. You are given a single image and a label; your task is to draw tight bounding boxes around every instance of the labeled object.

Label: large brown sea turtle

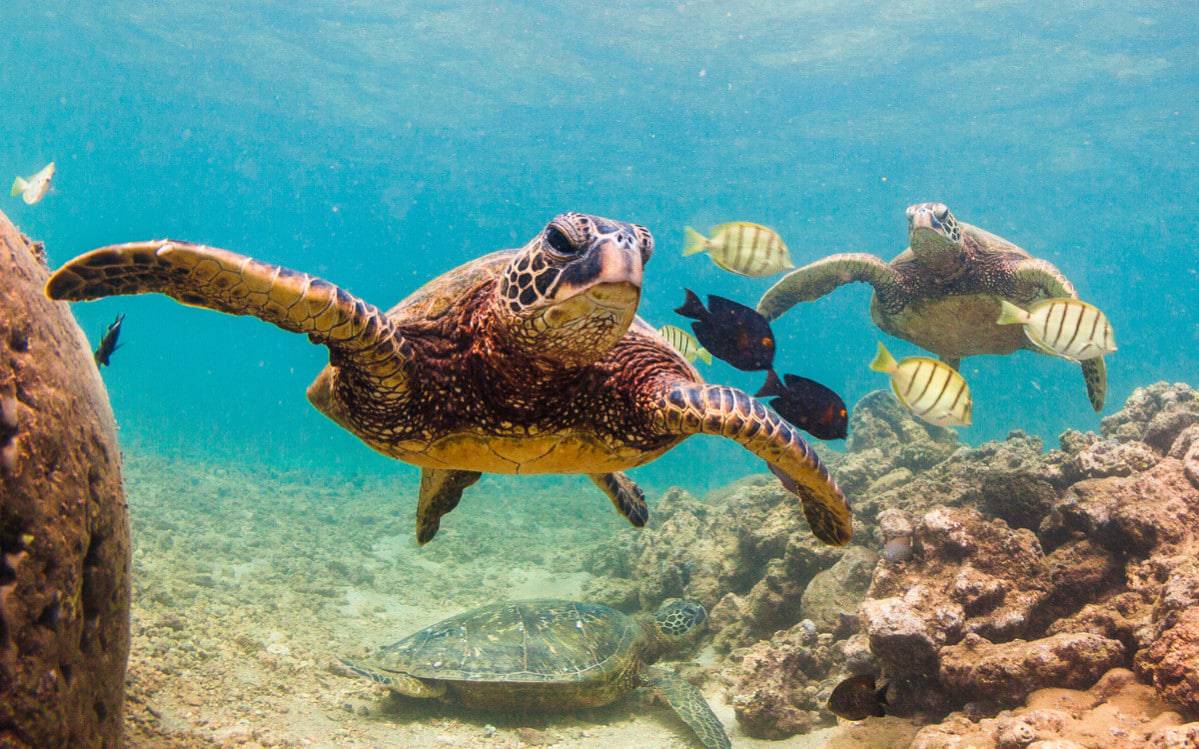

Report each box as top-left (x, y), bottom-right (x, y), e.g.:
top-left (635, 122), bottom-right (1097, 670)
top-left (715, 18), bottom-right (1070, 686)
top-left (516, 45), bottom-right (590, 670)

top-left (46, 213), bottom-right (850, 545)
top-left (341, 599), bottom-right (730, 749)
top-left (757, 202), bottom-right (1107, 410)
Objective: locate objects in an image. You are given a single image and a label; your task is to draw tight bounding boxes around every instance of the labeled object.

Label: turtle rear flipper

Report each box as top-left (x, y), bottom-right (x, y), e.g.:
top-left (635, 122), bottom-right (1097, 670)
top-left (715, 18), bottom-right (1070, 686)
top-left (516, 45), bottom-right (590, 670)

top-left (654, 382), bottom-right (851, 546)
top-left (416, 468), bottom-right (482, 545)
top-left (1082, 357), bottom-right (1107, 412)
top-left (642, 666), bottom-right (731, 749)
top-left (590, 472), bottom-right (649, 527)
top-left (757, 252), bottom-right (900, 321)
top-left (46, 240), bottom-right (410, 390)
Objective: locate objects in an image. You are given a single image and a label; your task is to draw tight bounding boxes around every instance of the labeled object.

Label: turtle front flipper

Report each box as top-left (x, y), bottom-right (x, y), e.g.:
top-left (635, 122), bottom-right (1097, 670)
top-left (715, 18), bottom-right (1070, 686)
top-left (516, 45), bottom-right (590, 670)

top-left (1011, 258), bottom-right (1107, 411)
top-left (590, 473), bottom-right (649, 527)
top-left (757, 253), bottom-right (899, 321)
top-left (338, 659), bottom-right (446, 698)
top-left (45, 240), bottom-right (410, 391)
top-left (417, 468), bottom-right (482, 545)
top-left (641, 666), bottom-right (731, 749)
top-left (653, 382), bottom-right (851, 546)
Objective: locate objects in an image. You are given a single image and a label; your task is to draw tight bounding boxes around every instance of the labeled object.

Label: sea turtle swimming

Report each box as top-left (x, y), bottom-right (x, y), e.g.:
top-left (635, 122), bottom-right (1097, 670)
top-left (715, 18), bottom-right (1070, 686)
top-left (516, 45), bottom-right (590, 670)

top-left (45, 213), bottom-right (850, 545)
top-left (341, 599), bottom-right (730, 749)
top-left (757, 202), bottom-right (1107, 410)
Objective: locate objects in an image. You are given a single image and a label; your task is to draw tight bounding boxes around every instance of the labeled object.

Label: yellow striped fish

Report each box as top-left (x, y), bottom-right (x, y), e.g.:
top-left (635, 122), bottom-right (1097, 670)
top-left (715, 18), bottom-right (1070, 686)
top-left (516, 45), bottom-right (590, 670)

top-left (997, 299), bottom-right (1115, 361)
top-left (682, 222), bottom-right (794, 277)
top-left (658, 324), bottom-right (712, 365)
top-left (870, 342), bottom-right (972, 428)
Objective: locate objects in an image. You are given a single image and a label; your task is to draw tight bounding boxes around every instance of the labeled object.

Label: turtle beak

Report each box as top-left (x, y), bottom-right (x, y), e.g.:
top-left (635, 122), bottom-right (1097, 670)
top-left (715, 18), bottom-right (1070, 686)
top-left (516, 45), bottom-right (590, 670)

top-left (589, 236), bottom-right (643, 291)
top-left (553, 236), bottom-right (643, 308)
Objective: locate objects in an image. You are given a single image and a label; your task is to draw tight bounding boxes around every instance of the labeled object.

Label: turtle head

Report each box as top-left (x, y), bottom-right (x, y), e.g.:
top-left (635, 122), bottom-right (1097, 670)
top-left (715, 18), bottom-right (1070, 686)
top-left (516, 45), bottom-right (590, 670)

top-left (906, 202), bottom-right (965, 276)
top-left (647, 600), bottom-right (708, 654)
top-left (495, 212), bottom-right (653, 367)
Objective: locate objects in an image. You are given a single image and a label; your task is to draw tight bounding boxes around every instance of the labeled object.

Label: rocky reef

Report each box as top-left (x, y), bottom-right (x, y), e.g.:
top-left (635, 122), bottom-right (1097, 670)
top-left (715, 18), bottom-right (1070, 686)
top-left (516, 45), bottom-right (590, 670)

top-left (0, 214), bottom-right (131, 747)
top-left (584, 381), bottom-right (1199, 743)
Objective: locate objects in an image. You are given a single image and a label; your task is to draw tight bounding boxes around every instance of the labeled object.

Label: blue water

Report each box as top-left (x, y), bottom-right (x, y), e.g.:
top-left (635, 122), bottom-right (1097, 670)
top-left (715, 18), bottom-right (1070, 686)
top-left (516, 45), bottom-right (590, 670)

top-left (2, 2), bottom-right (1196, 493)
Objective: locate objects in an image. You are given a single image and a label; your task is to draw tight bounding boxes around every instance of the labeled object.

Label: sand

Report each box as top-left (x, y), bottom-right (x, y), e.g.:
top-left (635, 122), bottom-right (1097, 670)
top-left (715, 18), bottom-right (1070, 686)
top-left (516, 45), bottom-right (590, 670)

top-left (120, 453), bottom-right (906, 749)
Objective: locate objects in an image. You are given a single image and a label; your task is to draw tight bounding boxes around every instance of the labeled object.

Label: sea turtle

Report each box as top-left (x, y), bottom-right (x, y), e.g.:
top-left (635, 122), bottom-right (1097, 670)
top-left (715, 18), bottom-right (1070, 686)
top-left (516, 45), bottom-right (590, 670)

top-left (341, 599), bottom-right (730, 749)
top-left (45, 213), bottom-right (850, 545)
top-left (757, 202), bottom-right (1107, 411)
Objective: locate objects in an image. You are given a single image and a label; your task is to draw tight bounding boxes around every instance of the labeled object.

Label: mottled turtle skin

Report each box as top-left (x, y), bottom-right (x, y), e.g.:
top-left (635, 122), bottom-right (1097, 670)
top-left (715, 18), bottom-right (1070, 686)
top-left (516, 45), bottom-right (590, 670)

top-left (342, 599), bottom-right (730, 749)
top-left (757, 202), bottom-right (1107, 411)
top-left (45, 213), bottom-right (851, 545)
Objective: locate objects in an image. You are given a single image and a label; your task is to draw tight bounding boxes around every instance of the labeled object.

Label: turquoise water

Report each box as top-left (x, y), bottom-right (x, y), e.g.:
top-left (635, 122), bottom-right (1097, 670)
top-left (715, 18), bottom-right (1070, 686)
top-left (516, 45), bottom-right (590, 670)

top-left (3, 1), bottom-right (1196, 494)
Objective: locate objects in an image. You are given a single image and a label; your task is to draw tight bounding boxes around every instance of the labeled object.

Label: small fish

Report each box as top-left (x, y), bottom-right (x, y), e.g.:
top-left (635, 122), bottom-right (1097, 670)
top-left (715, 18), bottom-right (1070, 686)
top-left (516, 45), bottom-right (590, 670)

top-left (882, 535), bottom-right (914, 564)
top-left (997, 298), bottom-right (1116, 362)
top-left (658, 324), bottom-right (712, 365)
top-left (756, 369), bottom-right (848, 440)
top-left (10, 162), bottom-right (55, 205)
top-left (683, 222), bottom-right (794, 277)
top-left (93, 314), bottom-right (126, 367)
top-left (675, 289), bottom-right (775, 372)
top-left (869, 342), bottom-right (972, 428)
top-left (828, 674), bottom-right (888, 721)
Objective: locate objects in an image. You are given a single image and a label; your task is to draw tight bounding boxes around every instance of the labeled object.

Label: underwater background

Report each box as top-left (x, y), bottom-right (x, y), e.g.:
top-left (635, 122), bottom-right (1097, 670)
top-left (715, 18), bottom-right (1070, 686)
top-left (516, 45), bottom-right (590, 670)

top-left (4, 2), bottom-right (1196, 493)
top-left (2, 4), bottom-right (1199, 748)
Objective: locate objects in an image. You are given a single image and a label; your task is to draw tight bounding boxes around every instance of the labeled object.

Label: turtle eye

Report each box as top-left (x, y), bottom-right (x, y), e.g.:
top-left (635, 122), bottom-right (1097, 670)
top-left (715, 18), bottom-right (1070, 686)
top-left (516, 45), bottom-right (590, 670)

top-left (933, 204), bottom-right (949, 220)
top-left (544, 226), bottom-right (577, 256)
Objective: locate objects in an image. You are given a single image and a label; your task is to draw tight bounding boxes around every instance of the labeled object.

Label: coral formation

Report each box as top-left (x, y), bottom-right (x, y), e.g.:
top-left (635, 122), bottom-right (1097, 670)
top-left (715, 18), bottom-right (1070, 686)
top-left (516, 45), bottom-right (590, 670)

top-left (586, 383), bottom-right (1199, 741)
top-left (909, 668), bottom-right (1198, 748)
top-left (0, 214), bottom-right (130, 747)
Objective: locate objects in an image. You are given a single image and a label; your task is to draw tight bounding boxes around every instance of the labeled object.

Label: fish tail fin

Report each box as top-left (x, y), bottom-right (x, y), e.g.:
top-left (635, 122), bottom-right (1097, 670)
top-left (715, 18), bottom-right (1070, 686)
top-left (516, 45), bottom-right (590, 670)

top-left (869, 342), bottom-right (898, 374)
top-left (755, 369), bottom-right (784, 398)
top-left (682, 226), bottom-right (707, 256)
top-left (697, 347), bottom-right (712, 365)
top-left (10, 177), bottom-right (27, 197)
top-left (674, 288), bottom-right (706, 320)
top-left (996, 300), bottom-right (1029, 326)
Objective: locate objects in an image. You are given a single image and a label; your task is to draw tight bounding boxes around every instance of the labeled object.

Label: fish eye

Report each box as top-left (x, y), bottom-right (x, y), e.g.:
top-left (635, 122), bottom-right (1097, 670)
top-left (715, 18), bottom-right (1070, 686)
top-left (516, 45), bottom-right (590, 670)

top-left (762, 337), bottom-right (773, 347)
top-left (544, 226), bottom-right (576, 256)
top-left (840, 408), bottom-right (847, 417)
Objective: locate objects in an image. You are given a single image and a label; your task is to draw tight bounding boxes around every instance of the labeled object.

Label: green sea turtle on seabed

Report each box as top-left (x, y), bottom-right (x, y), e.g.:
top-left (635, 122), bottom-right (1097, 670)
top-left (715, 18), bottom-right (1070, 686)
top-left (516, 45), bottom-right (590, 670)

top-left (341, 599), bottom-right (730, 749)
top-left (45, 213), bottom-right (850, 545)
top-left (756, 202), bottom-right (1107, 410)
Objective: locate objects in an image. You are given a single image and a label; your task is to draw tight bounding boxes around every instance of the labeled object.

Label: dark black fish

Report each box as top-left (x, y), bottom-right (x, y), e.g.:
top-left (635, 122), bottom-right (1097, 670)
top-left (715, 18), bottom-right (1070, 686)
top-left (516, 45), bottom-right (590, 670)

top-left (674, 289), bottom-right (775, 372)
top-left (756, 370), bottom-right (848, 440)
top-left (828, 673), bottom-right (888, 721)
top-left (93, 314), bottom-right (125, 367)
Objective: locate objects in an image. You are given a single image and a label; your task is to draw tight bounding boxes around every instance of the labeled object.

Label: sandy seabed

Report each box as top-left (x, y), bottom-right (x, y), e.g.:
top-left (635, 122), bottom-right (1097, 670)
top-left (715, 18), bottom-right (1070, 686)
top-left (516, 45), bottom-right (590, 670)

top-left (120, 452), bottom-right (908, 749)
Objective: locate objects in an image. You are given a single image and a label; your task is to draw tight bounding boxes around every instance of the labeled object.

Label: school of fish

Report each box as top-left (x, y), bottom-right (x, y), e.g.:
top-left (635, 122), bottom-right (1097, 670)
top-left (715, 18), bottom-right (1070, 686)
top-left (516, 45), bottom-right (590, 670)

top-left (676, 217), bottom-right (1115, 434)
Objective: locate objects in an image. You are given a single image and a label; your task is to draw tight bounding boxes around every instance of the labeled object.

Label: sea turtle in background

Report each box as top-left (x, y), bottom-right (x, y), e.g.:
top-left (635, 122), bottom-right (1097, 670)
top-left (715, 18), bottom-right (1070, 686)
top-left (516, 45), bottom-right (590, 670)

top-left (46, 213), bottom-right (850, 545)
top-left (341, 599), bottom-right (730, 749)
top-left (757, 202), bottom-right (1107, 410)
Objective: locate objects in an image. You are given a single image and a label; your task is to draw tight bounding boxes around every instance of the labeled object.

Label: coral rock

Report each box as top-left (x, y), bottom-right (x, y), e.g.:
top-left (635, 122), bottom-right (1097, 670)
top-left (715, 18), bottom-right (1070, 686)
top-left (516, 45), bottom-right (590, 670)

top-left (0, 214), bottom-right (130, 747)
top-left (911, 668), bottom-right (1190, 749)
top-left (939, 632), bottom-right (1126, 704)
top-left (1135, 607), bottom-right (1199, 714)
top-left (725, 619), bottom-right (847, 739)
top-left (1100, 382), bottom-right (1199, 453)
top-left (800, 545), bottom-right (877, 632)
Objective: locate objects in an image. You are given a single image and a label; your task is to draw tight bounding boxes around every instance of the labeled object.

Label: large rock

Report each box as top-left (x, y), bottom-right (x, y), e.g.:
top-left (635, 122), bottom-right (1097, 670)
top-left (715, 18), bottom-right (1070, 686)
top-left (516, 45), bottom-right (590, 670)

top-left (1100, 382), bottom-right (1199, 453)
top-left (800, 545), bottom-right (876, 632)
top-left (939, 632), bottom-right (1126, 704)
top-left (0, 215), bottom-right (130, 747)
top-left (910, 668), bottom-right (1196, 749)
top-left (724, 620), bottom-right (850, 739)
top-left (1135, 606), bottom-right (1199, 715)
